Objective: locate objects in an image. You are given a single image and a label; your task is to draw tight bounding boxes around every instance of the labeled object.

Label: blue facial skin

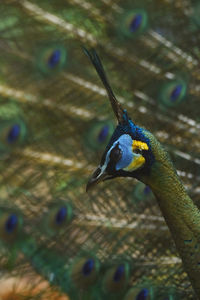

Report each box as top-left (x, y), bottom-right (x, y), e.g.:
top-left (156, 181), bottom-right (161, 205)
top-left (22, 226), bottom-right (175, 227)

top-left (100, 114), bottom-right (154, 178)
top-left (104, 112), bottom-right (150, 155)
top-left (107, 134), bottom-right (133, 171)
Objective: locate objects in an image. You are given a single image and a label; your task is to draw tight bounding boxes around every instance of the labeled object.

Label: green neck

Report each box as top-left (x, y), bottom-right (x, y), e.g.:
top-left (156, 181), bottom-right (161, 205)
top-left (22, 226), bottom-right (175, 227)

top-left (145, 159), bottom-right (200, 299)
top-left (136, 131), bottom-right (200, 297)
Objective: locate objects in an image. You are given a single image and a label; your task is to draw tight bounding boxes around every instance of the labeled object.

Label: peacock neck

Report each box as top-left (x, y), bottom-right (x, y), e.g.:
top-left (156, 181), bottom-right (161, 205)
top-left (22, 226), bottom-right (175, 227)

top-left (144, 160), bottom-right (200, 299)
top-left (148, 161), bottom-right (200, 233)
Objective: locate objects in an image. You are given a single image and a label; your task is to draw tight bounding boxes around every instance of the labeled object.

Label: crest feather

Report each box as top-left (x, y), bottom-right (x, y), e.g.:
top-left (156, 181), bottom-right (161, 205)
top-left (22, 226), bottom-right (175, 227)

top-left (83, 48), bottom-right (125, 125)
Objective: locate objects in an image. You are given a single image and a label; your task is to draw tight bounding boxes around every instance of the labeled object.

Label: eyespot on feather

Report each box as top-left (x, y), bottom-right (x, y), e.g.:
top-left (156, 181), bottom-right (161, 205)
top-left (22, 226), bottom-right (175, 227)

top-left (102, 262), bottom-right (130, 294)
top-left (84, 120), bottom-right (115, 151)
top-left (123, 285), bottom-right (153, 300)
top-left (69, 256), bottom-right (100, 289)
top-left (0, 119), bottom-right (27, 154)
top-left (0, 209), bottom-right (23, 244)
top-left (159, 79), bottom-right (187, 107)
top-left (36, 44), bottom-right (67, 75)
top-left (42, 202), bottom-right (73, 236)
top-left (120, 10), bottom-right (148, 38)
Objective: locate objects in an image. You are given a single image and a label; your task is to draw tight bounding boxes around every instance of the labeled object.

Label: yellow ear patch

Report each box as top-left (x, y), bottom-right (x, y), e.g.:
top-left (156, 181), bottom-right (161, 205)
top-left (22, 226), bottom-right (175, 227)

top-left (132, 140), bottom-right (149, 151)
top-left (124, 155), bottom-right (145, 171)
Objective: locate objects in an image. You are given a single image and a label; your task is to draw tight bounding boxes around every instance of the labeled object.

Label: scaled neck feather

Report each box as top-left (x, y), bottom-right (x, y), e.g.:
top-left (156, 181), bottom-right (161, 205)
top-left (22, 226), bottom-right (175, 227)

top-left (140, 131), bottom-right (200, 298)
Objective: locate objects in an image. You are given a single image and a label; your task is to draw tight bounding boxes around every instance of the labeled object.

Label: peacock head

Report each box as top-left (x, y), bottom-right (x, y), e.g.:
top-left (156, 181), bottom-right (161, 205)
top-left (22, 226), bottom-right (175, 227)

top-left (85, 49), bottom-right (156, 191)
top-left (86, 111), bottom-right (155, 191)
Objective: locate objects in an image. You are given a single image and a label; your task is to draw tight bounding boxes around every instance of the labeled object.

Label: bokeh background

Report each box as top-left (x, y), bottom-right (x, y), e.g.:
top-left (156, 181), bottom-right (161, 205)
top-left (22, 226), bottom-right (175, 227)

top-left (0, 0), bottom-right (199, 299)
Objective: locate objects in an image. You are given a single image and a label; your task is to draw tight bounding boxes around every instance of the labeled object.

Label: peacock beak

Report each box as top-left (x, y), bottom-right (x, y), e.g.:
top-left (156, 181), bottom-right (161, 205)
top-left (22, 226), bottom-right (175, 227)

top-left (86, 167), bottom-right (108, 192)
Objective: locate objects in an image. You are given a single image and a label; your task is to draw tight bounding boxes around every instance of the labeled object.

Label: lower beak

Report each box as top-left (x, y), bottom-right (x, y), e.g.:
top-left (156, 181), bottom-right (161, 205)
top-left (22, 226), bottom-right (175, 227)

top-left (86, 168), bottom-right (108, 192)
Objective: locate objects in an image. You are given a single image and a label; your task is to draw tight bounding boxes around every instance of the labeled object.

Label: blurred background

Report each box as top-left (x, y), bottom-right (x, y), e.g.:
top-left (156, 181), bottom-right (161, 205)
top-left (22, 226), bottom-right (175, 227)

top-left (0, 0), bottom-right (199, 299)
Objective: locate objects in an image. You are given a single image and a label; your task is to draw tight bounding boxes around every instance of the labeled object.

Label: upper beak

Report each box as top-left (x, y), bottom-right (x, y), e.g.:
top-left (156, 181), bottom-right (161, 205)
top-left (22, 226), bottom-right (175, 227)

top-left (86, 167), bottom-right (108, 192)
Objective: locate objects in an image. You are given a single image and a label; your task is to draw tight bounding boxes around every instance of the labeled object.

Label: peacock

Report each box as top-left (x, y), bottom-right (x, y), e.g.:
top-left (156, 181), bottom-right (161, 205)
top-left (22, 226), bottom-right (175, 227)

top-left (85, 48), bottom-right (200, 299)
top-left (0, 0), bottom-right (199, 299)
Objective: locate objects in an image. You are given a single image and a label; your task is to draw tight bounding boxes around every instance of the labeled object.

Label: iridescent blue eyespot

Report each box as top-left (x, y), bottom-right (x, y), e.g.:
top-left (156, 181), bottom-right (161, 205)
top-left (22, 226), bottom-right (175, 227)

top-left (82, 258), bottom-right (94, 276)
top-left (85, 120), bottom-right (114, 151)
top-left (98, 125), bottom-right (109, 143)
top-left (129, 14), bottom-right (143, 32)
top-left (103, 263), bottom-right (130, 294)
top-left (71, 257), bottom-right (99, 289)
top-left (48, 49), bottom-right (61, 68)
top-left (136, 288), bottom-right (149, 300)
top-left (55, 206), bottom-right (67, 225)
top-left (37, 45), bottom-right (67, 75)
top-left (7, 124), bottom-right (20, 144)
top-left (121, 10), bottom-right (148, 38)
top-left (159, 80), bottom-right (187, 107)
top-left (143, 185), bottom-right (151, 195)
top-left (44, 203), bottom-right (73, 236)
top-left (113, 264), bottom-right (125, 282)
top-left (5, 214), bottom-right (18, 233)
top-left (170, 84), bottom-right (183, 102)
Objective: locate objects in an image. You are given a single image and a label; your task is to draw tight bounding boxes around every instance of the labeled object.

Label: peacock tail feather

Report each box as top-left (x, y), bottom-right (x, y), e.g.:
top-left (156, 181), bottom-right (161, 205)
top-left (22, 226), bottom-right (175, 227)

top-left (0, 0), bottom-right (199, 299)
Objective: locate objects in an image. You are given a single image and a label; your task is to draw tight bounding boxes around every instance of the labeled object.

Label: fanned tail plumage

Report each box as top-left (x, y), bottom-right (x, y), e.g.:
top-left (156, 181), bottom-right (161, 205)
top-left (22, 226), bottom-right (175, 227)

top-left (0, 0), bottom-right (199, 299)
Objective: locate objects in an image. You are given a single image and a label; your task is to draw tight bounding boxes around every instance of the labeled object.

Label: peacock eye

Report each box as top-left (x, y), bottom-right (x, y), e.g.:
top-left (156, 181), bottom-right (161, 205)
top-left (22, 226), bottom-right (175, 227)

top-left (136, 288), bottom-right (149, 299)
top-left (5, 214), bottom-right (18, 233)
top-left (55, 206), bottom-right (67, 225)
top-left (129, 14), bottom-right (143, 32)
top-left (121, 9), bottom-right (148, 38)
top-left (134, 148), bottom-right (143, 155)
top-left (82, 258), bottom-right (95, 276)
top-left (110, 144), bottom-right (122, 163)
top-left (0, 210), bottom-right (23, 245)
top-left (36, 44), bottom-right (67, 75)
top-left (70, 256), bottom-right (100, 289)
top-left (113, 264), bottom-right (125, 282)
top-left (47, 49), bottom-right (61, 68)
top-left (7, 124), bottom-right (20, 144)
top-left (42, 202), bottom-right (73, 237)
top-left (159, 79), bottom-right (187, 107)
